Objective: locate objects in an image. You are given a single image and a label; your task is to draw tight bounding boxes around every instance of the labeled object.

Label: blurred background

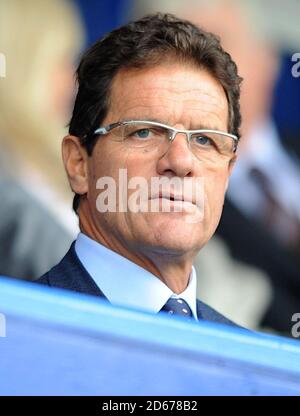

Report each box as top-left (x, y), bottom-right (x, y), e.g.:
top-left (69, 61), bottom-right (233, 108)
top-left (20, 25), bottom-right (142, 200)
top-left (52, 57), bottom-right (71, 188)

top-left (0, 0), bottom-right (299, 337)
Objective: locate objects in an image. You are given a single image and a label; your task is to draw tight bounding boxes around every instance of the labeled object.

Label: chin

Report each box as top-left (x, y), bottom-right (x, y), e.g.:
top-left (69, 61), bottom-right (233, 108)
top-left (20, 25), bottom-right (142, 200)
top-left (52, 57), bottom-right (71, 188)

top-left (150, 210), bottom-right (204, 229)
top-left (143, 213), bottom-right (207, 253)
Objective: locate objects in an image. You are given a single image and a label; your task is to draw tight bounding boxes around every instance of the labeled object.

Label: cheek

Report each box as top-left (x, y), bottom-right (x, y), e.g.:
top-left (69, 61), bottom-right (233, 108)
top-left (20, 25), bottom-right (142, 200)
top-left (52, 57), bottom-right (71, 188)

top-left (86, 146), bottom-right (117, 205)
top-left (89, 141), bottom-right (126, 180)
top-left (87, 144), bottom-right (156, 207)
top-left (204, 169), bottom-right (229, 216)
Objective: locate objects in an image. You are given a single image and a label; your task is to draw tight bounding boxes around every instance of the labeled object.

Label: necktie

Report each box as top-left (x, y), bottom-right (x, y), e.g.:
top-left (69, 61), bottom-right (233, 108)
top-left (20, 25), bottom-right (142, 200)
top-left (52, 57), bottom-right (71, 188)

top-left (160, 297), bottom-right (194, 319)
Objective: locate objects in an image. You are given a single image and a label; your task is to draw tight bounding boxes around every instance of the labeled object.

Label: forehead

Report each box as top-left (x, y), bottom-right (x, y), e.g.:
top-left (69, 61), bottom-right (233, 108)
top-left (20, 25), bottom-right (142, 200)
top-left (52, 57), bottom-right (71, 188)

top-left (106, 63), bottom-right (229, 130)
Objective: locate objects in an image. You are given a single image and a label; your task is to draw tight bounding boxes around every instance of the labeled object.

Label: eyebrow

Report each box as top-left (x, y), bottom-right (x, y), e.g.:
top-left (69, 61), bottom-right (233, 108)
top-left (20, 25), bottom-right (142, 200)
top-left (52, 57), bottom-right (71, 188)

top-left (125, 117), bottom-right (224, 132)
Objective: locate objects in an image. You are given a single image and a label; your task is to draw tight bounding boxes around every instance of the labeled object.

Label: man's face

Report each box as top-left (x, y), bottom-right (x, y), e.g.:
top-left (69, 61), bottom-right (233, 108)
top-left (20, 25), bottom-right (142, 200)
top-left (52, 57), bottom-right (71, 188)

top-left (84, 63), bottom-right (235, 258)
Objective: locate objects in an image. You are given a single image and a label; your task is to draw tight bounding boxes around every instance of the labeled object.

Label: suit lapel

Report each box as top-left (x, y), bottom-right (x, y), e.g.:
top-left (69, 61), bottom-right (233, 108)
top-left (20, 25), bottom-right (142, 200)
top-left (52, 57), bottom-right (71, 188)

top-left (196, 299), bottom-right (239, 326)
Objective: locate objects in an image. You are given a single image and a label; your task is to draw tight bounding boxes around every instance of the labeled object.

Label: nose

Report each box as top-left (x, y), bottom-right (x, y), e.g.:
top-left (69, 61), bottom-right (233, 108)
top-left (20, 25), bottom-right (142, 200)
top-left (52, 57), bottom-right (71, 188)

top-left (156, 131), bottom-right (194, 178)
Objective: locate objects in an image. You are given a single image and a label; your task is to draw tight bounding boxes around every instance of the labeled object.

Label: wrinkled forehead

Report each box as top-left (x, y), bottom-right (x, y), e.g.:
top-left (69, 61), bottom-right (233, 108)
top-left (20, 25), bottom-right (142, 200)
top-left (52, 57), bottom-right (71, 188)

top-left (106, 64), bottom-right (229, 130)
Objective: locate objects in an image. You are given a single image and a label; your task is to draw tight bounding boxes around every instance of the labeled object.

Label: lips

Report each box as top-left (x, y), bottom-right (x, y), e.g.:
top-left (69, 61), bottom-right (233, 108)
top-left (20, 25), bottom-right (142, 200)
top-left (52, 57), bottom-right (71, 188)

top-left (150, 191), bottom-right (195, 205)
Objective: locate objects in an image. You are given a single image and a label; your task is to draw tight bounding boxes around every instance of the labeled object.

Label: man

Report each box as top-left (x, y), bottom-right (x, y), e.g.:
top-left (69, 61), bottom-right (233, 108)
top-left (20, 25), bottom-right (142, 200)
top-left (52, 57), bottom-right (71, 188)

top-left (37, 13), bottom-right (242, 325)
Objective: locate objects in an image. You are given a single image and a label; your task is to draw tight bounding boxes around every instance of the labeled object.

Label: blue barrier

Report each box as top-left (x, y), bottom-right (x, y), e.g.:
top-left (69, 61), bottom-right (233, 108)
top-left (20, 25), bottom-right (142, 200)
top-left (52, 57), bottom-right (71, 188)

top-left (0, 276), bottom-right (299, 395)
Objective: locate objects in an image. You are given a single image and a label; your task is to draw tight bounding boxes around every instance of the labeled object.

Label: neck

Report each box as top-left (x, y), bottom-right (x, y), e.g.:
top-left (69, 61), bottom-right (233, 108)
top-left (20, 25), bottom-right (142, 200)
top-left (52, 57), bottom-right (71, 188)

top-left (139, 249), bottom-right (194, 293)
top-left (78, 199), bottom-right (194, 294)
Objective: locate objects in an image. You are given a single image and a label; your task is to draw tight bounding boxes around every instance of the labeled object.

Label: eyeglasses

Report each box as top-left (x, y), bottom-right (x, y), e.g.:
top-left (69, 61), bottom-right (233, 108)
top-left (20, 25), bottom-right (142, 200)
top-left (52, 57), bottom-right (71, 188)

top-left (94, 120), bottom-right (238, 161)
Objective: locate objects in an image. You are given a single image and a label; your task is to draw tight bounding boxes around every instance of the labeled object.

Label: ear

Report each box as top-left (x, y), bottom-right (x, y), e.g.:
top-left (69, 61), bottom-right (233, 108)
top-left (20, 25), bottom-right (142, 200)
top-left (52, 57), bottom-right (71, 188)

top-left (225, 153), bottom-right (237, 191)
top-left (62, 135), bottom-right (89, 195)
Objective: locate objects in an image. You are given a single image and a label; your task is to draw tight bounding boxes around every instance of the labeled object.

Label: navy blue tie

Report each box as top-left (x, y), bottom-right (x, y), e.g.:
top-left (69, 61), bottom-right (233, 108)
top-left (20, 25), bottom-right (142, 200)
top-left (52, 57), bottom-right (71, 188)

top-left (160, 298), bottom-right (194, 319)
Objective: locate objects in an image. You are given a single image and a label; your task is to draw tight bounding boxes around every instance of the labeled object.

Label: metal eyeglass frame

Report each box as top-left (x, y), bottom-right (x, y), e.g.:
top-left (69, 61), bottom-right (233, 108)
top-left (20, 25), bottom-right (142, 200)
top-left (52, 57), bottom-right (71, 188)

top-left (94, 120), bottom-right (239, 152)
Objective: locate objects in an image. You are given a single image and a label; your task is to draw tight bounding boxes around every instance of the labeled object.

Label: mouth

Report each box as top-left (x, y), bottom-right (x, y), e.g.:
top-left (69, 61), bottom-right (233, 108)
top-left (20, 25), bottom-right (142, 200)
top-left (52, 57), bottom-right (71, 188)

top-left (150, 192), bottom-right (196, 206)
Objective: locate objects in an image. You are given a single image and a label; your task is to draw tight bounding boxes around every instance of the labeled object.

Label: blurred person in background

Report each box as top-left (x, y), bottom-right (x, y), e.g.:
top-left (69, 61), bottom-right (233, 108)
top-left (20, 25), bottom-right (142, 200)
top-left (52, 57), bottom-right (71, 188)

top-left (133, 0), bottom-right (300, 335)
top-left (0, 0), bottom-right (84, 280)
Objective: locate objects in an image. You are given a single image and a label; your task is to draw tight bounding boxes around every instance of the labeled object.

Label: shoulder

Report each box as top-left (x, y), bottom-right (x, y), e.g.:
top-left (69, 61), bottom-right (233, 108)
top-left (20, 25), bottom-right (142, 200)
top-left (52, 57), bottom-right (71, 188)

top-left (35, 242), bottom-right (105, 297)
top-left (36, 273), bottom-right (50, 286)
top-left (35, 242), bottom-right (76, 287)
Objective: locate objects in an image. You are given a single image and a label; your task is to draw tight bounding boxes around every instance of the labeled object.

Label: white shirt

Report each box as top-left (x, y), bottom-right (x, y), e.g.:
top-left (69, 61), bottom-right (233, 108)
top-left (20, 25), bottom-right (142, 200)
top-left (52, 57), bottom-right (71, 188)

top-left (75, 232), bottom-right (198, 319)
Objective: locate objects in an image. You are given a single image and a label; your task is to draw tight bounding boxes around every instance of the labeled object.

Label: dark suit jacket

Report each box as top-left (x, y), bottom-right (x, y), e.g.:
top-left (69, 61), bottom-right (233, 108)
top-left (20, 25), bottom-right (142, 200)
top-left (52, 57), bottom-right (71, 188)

top-left (37, 242), bottom-right (240, 327)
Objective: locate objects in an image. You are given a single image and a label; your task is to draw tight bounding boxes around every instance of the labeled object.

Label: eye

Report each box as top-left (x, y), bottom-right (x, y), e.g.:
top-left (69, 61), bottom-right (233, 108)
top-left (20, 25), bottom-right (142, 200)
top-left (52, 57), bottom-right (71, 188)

top-left (134, 128), bottom-right (151, 139)
top-left (194, 135), bottom-right (213, 146)
top-left (123, 124), bottom-right (167, 144)
top-left (129, 127), bottom-right (165, 140)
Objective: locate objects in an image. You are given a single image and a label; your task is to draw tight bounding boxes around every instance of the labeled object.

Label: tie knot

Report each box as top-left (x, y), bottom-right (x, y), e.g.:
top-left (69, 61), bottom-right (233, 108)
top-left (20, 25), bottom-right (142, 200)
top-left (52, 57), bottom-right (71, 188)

top-left (160, 297), bottom-right (194, 319)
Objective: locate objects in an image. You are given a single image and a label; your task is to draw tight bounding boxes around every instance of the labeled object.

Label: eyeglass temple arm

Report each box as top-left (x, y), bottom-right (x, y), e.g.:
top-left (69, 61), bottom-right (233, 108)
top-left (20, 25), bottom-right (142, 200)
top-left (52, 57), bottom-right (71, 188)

top-left (94, 122), bottom-right (122, 136)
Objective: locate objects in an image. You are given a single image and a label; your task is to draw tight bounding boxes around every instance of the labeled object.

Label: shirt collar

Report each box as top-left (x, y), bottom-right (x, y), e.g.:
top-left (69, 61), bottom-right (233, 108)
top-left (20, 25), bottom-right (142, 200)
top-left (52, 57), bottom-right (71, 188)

top-left (75, 232), bottom-right (198, 319)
